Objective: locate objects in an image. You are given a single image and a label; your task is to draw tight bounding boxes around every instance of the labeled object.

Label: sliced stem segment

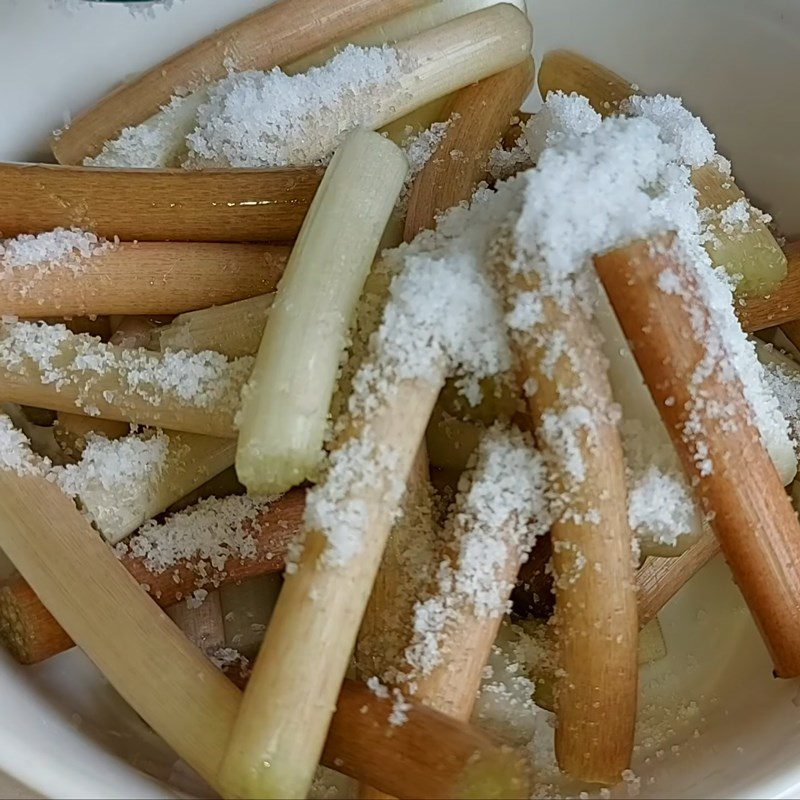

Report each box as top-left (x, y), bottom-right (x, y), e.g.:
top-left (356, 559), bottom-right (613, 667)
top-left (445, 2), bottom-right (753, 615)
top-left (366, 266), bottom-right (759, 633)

top-left (157, 294), bottom-right (274, 359)
top-left (595, 236), bottom-right (800, 677)
top-left (404, 57), bottom-right (536, 238)
top-left (0, 242), bottom-right (289, 318)
top-left (236, 129), bottom-right (408, 494)
top-left (0, 320), bottom-right (248, 437)
top-left (411, 427), bottom-right (548, 721)
top-left (286, 0), bottom-right (527, 76)
top-left (637, 529), bottom-right (720, 627)
top-left (0, 161), bottom-right (322, 243)
top-left (495, 255), bottom-right (638, 784)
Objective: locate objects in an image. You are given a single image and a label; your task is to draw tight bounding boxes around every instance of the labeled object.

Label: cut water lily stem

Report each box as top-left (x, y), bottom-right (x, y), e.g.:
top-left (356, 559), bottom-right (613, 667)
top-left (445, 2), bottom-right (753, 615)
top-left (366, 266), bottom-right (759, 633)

top-left (156, 294), bottom-right (274, 359)
top-left (0, 321), bottom-right (246, 438)
top-left (538, 49), bottom-right (634, 116)
top-left (404, 57), bottom-right (536, 238)
top-left (51, 0), bottom-right (432, 165)
top-left (0, 162), bottom-right (322, 243)
top-left (538, 49), bottom-right (788, 295)
top-left (236, 129), bottom-right (408, 495)
top-left (595, 236), bottom-right (800, 677)
top-left (0, 242), bottom-right (289, 318)
top-left (637, 528), bottom-right (721, 627)
top-left (497, 263), bottom-right (637, 785)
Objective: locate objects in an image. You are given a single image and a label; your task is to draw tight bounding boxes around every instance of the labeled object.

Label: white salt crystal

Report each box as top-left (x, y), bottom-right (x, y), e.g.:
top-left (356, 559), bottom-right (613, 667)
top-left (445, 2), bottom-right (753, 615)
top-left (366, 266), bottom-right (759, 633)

top-left (186, 588), bottom-right (208, 609)
top-left (388, 687), bottom-right (411, 727)
top-left (762, 357), bottom-right (800, 451)
top-left (118, 493), bottom-right (267, 574)
top-left (623, 94), bottom-right (716, 168)
top-left (0, 227), bottom-right (113, 290)
top-left (404, 426), bottom-right (550, 678)
top-left (366, 676), bottom-right (390, 699)
top-left (54, 428), bottom-right (167, 497)
top-left (185, 45), bottom-right (405, 168)
top-left (720, 198), bottom-right (753, 231)
top-left (0, 414), bottom-right (47, 476)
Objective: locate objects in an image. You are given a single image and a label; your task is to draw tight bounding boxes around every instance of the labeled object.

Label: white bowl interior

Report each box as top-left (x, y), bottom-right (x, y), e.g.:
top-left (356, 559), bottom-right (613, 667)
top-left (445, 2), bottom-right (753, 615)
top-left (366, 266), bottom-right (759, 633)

top-left (0, 1), bottom-right (799, 797)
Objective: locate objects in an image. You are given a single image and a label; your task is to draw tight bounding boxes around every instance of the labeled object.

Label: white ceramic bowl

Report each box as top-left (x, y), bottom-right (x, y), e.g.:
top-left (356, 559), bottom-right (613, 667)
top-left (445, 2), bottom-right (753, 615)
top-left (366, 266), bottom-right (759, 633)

top-left (0, 1), bottom-right (799, 797)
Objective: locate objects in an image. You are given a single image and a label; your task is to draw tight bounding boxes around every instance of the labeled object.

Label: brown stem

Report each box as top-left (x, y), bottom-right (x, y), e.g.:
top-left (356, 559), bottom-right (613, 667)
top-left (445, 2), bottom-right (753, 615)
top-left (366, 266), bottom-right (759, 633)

top-left (538, 49), bottom-right (636, 116)
top-left (0, 162), bottom-right (322, 243)
top-left (637, 530), bottom-right (721, 627)
top-left (503, 271), bottom-right (637, 784)
top-left (1, 243), bottom-right (289, 318)
top-left (595, 236), bottom-right (800, 677)
top-left (327, 679), bottom-right (529, 800)
top-left (404, 58), bottom-right (535, 239)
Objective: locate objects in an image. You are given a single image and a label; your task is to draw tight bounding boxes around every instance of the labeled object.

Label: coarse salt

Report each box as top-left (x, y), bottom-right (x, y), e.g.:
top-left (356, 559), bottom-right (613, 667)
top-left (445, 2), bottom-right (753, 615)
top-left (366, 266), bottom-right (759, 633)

top-left (185, 45), bottom-right (406, 168)
top-left (118, 493), bottom-right (267, 574)
top-left (0, 227), bottom-right (113, 289)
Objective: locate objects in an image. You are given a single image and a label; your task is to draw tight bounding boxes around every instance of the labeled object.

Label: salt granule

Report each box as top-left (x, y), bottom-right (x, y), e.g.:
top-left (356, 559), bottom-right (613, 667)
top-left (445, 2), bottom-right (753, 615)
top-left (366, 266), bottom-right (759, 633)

top-left (185, 45), bottom-right (406, 168)
top-left (623, 94), bottom-right (717, 168)
top-left (404, 427), bottom-right (550, 679)
top-left (118, 493), bottom-right (267, 574)
top-left (0, 227), bottom-right (113, 289)
top-left (0, 320), bottom-right (252, 417)
top-left (0, 414), bottom-right (47, 476)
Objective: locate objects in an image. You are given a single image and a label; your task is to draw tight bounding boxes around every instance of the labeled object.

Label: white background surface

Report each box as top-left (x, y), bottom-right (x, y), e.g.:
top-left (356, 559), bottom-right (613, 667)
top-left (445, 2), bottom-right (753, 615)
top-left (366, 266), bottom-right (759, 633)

top-left (0, 1), bottom-right (799, 798)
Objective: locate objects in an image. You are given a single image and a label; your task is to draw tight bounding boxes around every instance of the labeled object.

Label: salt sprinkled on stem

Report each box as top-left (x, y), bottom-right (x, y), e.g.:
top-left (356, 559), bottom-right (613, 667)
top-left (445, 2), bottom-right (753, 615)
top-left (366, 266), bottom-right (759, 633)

top-left (185, 46), bottom-right (405, 168)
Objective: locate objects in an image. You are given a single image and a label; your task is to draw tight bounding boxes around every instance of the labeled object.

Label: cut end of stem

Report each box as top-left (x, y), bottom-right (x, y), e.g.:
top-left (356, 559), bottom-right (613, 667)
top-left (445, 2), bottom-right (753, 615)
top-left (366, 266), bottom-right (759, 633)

top-left (0, 585), bottom-right (32, 664)
top-left (236, 445), bottom-right (320, 496)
